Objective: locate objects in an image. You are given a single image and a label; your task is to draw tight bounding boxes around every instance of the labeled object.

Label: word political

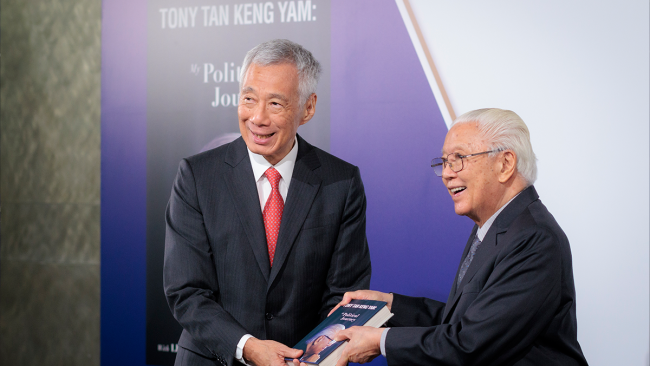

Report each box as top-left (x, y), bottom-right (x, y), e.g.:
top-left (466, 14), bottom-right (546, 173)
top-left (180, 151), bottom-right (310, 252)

top-left (159, 1), bottom-right (317, 29)
top-left (341, 312), bottom-right (360, 323)
top-left (191, 62), bottom-right (242, 108)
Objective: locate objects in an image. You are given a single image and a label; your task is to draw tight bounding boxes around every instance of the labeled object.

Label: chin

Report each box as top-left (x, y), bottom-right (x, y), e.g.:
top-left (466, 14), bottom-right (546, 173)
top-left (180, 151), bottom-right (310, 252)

top-left (245, 141), bottom-right (269, 155)
top-left (454, 205), bottom-right (469, 217)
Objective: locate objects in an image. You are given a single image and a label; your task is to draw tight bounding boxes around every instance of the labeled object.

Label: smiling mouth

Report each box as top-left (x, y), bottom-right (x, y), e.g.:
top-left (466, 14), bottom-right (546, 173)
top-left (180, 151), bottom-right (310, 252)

top-left (450, 187), bottom-right (466, 194)
top-left (253, 132), bottom-right (275, 139)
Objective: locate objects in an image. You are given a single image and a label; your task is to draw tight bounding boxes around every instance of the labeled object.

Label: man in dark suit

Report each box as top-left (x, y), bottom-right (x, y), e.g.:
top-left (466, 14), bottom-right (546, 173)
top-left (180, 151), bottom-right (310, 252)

top-left (164, 39), bottom-right (371, 366)
top-left (330, 108), bottom-right (588, 365)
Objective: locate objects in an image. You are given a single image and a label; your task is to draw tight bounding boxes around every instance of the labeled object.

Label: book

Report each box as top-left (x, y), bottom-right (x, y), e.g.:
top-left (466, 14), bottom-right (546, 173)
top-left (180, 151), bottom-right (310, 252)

top-left (285, 299), bottom-right (393, 366)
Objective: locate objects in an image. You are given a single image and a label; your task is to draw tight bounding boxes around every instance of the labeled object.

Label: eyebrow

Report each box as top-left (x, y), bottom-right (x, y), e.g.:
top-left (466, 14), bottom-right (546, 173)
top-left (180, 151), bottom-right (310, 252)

top-left (241, 86), bottom-right (255, 94)
top-left (241, 87), bottom-right (290, 103)
top-left (442, 145), bottom-right (465, 155)
top-left (267, 92), bottom-right (290, 103)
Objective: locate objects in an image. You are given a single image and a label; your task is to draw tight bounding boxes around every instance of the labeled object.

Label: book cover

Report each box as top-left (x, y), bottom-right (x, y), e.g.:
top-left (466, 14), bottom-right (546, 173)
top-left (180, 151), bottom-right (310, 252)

top-left (286, 299), bottom-right (392, 366)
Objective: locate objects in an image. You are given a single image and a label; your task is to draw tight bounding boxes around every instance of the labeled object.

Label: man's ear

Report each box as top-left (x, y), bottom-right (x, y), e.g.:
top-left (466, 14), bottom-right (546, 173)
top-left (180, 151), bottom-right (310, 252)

top-left (498, 150), bottom-right (518, 183)
top-left (300, 93), bottom-right (317, 126)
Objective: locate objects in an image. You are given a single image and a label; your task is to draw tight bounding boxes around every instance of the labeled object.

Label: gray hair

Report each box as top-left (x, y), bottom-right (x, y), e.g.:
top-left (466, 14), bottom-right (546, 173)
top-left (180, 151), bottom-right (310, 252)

top-left (240, 39), bottom-right (322, 103)
top-left (452, 108), bottom-right (537, 185)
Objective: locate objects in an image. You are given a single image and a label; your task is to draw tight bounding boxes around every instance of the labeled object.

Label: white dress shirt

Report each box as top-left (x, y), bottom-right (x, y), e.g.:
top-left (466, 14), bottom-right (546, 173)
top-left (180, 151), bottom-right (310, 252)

top-left (248, 138), bottom-right (298, 211)
top-left (236, 138), bottom-right (298, 364)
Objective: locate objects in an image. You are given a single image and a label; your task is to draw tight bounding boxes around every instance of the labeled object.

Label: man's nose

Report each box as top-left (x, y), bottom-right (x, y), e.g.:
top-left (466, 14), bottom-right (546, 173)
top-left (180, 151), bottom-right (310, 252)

top-left (441, 163), bottom-right (456, 179)
top-left (250, 104), bottom-right (270, 126)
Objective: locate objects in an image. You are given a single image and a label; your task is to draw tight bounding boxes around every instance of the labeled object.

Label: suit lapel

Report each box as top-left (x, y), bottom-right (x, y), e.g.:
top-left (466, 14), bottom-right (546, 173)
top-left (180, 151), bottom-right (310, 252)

top-left (442, 185), bottom-right (541, 323)
top-left (443, 226), bottom-right (501, 323)
top-left (268, 136), bottom-right (321, 287)
top-left (223, 138), bottom-right (271, 282)
top-left (443, 226), bottom-right (477, 319)
top-left (459, 228), bottom-right (499, 289)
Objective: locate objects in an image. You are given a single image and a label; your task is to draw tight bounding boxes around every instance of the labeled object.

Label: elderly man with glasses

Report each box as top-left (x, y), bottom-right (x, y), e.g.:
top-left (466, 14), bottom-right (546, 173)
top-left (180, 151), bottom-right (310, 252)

top-left (328, 108), bottom-right (588, 366)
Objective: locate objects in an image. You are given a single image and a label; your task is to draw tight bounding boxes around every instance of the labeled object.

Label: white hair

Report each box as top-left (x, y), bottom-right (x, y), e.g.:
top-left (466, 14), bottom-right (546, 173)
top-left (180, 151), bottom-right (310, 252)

top-left (240, 39), bottom-right (322, 103)
top-left (452, 108), bottom-right (537, 185)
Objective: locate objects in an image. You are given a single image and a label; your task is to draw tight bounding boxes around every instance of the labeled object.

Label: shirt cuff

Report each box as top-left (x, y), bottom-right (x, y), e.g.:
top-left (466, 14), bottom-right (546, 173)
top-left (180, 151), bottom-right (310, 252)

top-left (236, 334), bottom-right (254, 365)
top-left (380, 328), bottom-right (390, 357)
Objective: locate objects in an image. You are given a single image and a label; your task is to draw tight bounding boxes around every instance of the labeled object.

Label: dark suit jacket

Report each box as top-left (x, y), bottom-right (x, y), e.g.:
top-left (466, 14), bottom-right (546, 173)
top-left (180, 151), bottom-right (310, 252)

top-left (163, 135), bottom-right (371, 366)
top-left (385, 186), bottom-right (588, 365)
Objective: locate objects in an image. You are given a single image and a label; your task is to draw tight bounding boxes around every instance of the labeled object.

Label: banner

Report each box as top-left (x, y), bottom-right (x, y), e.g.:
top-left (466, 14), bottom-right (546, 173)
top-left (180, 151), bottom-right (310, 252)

top-left (145, 2), bottom-right (331, 364)
top-left (102, 1), bottom-right (471, 365)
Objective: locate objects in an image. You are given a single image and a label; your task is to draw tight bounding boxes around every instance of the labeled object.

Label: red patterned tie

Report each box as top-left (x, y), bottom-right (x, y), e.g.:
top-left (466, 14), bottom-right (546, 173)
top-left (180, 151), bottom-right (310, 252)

top-left (263, 167), bottom-right (284, 267)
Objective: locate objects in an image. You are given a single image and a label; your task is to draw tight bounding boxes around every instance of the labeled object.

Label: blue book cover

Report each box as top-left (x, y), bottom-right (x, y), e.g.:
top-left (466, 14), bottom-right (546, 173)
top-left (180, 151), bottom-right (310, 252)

top-left (286, 299), bottom-right (391, 365)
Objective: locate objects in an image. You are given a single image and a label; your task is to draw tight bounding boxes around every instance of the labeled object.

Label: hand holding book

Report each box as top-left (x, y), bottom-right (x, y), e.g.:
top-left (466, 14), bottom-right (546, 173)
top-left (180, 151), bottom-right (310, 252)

top-left (333, 326), bottom-right (384, 366)
top-left (243, 337), bottom-right (303, 366)
top-left (286, 299), bottom-right (393, 366)
top-left (328, 290), bottom-right (394, 317)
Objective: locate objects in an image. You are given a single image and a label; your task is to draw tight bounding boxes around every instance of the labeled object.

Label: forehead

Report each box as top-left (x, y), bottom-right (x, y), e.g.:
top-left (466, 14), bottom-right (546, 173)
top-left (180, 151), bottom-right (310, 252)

top-left (242, 63), bottom-right (299, 92)
top-left (442, 123), bottom-right (486, 154)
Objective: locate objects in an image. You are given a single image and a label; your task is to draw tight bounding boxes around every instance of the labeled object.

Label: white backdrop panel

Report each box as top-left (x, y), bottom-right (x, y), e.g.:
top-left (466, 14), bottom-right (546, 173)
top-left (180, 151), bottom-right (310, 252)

top-left (408, 1), bottom-right (650, 365)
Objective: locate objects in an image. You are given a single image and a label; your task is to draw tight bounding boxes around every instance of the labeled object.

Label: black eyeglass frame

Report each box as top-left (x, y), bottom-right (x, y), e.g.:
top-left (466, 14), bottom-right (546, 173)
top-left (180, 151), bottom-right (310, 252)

top-left (431, 149), bottom-right (503, 176)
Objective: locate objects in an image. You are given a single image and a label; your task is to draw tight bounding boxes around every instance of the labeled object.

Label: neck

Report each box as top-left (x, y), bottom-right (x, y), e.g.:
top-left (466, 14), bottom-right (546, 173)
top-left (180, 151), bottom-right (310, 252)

top-left (475, 179), bottom-right (527, 227)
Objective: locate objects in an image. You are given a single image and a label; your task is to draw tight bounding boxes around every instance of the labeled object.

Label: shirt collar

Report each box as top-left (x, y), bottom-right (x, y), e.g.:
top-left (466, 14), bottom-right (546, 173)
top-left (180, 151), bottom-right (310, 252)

top-left (247, 136), bottom-right (299, 183)
top-left (476, 191), bottom-right (521, 241)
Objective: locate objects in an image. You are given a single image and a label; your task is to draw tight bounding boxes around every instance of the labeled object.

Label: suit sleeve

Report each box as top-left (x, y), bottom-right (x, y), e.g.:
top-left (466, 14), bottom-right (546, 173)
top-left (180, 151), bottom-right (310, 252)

top-left (163, 159), bottom-right (246, 364)
top-left (319, 166), bottom-right (372, 318)
top-left (387, 293), bottom-right (445, 327)
top-left (386, 224), bottom-right (564, 366)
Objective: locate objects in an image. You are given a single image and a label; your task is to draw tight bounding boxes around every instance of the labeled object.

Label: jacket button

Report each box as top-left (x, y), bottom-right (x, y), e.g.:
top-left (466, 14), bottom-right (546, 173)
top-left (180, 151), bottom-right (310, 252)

top-left (265, 313), bottom-right (274, 320)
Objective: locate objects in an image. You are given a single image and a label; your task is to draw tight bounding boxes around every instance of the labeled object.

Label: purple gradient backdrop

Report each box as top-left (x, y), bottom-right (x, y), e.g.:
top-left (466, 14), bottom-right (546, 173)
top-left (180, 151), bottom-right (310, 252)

top-left (101, 0), bottom-right (473, 364)
top-left (101, 0), bottom-right (147, 364)
top-left (330, 0), bottom-right (472, 300)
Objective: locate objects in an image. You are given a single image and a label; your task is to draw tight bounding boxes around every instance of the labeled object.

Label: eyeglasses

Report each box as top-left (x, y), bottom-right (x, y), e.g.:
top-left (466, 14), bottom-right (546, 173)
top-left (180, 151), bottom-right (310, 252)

top-left (431, 150), bottom-right (502, 177)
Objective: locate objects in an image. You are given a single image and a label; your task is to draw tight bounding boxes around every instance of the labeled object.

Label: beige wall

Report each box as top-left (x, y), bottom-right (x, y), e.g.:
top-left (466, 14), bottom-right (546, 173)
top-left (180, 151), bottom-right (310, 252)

top-left (0, 1), bottom-right (101, 364)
